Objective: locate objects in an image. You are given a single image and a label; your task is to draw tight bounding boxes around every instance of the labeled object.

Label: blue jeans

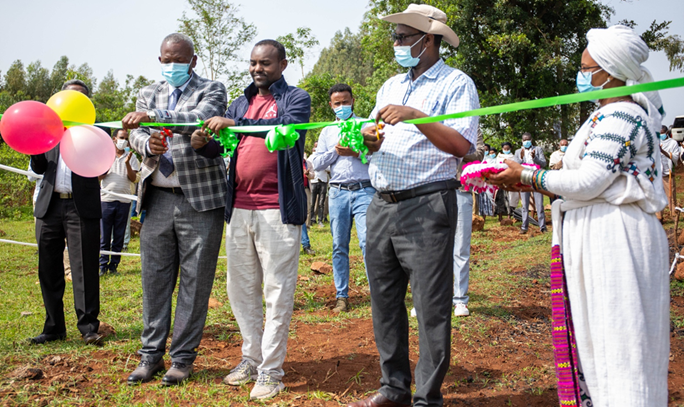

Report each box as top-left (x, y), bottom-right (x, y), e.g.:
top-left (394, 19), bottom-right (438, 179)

top-left (100, 201), bottom-right (131, 271)
top-left (301, 222), bottom-right (310, 248)
top-left (453, 190), bottom-right (472, 305)
top-left (328, 184), bottom-right (375, 298)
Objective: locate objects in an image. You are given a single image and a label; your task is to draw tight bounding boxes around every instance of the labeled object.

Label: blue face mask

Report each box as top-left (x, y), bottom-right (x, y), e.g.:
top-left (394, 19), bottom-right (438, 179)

top-left (161, 63), bottom-right (191, 87)
top-left (560, 146), bottom-right (567, 152)
top-left (523, 140), bottom-right (532, 149)
top-left (334, 105), bottom-right (353, 121)
top-left (394, 35), bottom-right (426, 68)
top-left (503, 150), bottom-right (512, 155)
top-left (660, 133), bottom-right (668, 141)
top-left (576, 69), bottom-right (611, 102)
top-left (488, 153), bottom-right (496, 159)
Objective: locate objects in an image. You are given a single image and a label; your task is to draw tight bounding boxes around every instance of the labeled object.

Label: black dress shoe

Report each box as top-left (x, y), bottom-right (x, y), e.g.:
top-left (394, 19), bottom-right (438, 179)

top-left (347, 392), bottom-right (411, 407)
top-left (161, 362), bottom-right (193, 386)
top-left (28, 332), bottom-right (66, 345)
top-left (127, 359), bottom-right (166, 385)
top-left (83, 332), bottom-right (103, 346)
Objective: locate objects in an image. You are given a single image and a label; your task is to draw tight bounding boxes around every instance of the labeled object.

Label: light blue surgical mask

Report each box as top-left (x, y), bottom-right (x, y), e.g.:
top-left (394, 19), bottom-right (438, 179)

top-left (394, 35), bottom-right (426, 68)
top-left (659, 133), bottom-right (668, 141)
top-left (503, 150), bottom-right (512, 155)
top-left (334, 105), bottom-right (353, 121)
top-left (124, 147), bottom-right (131, 153)
top-left (523, 140), bottom-right (532, 149)
top-left (488, 153), bottom-right (496, 159)
top-left (560, 146), bottom-right (567, 152)
top-left (161, 63), bottom-right (191, 87)
top-left (576, 69), bottom-right (611, 102)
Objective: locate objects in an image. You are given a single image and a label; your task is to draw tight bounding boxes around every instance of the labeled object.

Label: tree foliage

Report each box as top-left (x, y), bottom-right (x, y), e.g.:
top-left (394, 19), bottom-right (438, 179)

top-left (277, 27), bottom-right (320, 77)
top-left (309, 28), bottom-right (375, 86)
top-left (178, 0), bottom-right (257, 97)
top-left (622, 19), bottom-right (684, 73)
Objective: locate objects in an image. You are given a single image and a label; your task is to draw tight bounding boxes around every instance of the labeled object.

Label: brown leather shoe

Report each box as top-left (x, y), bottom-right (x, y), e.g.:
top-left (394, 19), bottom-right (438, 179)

top-left (346, 392), bottom-right (410, 407)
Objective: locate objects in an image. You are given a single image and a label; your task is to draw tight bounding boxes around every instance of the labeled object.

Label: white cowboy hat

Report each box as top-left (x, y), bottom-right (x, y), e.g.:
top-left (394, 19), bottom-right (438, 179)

top-left (381, 4), bottom-right (460, 48)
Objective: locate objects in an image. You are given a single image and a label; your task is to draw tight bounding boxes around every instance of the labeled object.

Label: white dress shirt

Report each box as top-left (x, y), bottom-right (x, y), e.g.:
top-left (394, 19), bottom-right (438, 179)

top-left (53, 154), bottom-right (72, 193)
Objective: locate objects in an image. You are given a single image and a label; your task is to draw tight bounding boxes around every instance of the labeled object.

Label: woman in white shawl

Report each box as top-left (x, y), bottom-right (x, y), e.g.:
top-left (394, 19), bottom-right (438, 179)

top-left (491, 25), bottom-right (669, 407)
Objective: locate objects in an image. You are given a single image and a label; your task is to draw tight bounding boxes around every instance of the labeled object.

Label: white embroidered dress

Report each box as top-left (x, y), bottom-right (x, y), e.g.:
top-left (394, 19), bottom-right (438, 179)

top-left (546, 101), bottom-right (669, 406)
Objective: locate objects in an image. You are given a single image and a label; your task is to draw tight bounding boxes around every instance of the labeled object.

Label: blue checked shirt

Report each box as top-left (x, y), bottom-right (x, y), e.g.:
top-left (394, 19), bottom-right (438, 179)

top-left (369, 59), bottom-right (479, 192)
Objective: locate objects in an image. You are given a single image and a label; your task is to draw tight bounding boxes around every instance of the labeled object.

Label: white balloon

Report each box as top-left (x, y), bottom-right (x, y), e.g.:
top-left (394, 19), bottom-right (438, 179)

top-left (60, 125), bottom-right (116, 178)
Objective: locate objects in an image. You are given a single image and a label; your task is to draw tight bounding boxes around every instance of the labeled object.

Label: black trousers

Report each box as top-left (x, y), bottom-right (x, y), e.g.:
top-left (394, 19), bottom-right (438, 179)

top-left (365, 189), bottom-right (457, 407)
top-left (310, 182), bottom-right (327, 223)
top-left (35, 197), bottom-right (100, 336)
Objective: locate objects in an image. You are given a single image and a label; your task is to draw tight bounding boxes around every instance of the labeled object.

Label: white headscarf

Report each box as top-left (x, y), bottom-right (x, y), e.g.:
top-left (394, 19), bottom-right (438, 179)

top-left (587, 24), bottom-right (665, 117)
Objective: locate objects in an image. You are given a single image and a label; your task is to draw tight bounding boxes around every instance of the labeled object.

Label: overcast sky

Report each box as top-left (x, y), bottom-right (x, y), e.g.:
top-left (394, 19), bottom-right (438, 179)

top-left (1, 0), bottom-right (682, 121)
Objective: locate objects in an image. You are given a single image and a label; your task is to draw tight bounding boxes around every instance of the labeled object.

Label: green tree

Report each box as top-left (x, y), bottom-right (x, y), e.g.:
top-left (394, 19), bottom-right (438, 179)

top-left (49, 56), bottom-right (70, 94)
top-left (4, 60), bottom-right (26, 96)
top-left (277, 27), bottom-right (320, 77)
top-left (625, 20), bottom-right (684, 72)
top-left (309, 28), bottom-right (375, 86)
top-left (178, 0), bottom-right (257, 98)
top-left (92, 72), bottom-right (153, 122)
top-left (25, 61), bottom-right (51, 102)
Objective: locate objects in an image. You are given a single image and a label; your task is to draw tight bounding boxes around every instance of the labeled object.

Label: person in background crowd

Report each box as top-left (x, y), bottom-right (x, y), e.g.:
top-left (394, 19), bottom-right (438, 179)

top-left (98, 129), bottom-right (139, 276)
top-left (29, 79), bottom-right (103, 346)
top-left (660, 124), bottom-right (680, 217)
top-left (123, 33), bottom-right (228, 386)
top-left (350, 4), bottom-right (479, 406)
top-left (310, 83), bottom-right (374, 313)
top-left (549, 139), bottom-right (569, 170)
top-left (192, 39), bottom-right (311, 400)
top-left (309, 141), bottom-right (329, 228)
top-left (302, 158), bottom-right (315, 255)
top-left (497, 142), bottom-right (519, 213)
top-left (513, 132), bottom-right (547, 233)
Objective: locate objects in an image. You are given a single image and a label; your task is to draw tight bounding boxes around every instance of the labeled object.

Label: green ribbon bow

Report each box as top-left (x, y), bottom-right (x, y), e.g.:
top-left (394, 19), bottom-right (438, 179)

top-left (265, 125), bottom-right (300, 152)
top-left (197, 119), bottom-right (239, 157)
top-left (337, 120), bottom-right (369, 164)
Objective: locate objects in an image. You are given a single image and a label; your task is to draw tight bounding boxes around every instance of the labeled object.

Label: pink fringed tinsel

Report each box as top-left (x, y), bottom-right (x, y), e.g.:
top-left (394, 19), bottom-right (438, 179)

top-left (460, 161), bottom-right (540, 193)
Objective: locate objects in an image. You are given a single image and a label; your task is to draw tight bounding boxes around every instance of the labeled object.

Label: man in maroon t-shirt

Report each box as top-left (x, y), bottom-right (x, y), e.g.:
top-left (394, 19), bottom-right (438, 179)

top-left (191, 39), bottom-right (311, 401)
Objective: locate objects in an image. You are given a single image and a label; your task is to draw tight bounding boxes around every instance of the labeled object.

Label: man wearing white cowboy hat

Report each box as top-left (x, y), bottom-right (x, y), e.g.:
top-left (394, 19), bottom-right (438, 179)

top-left (353, 4), bottom-right (479, 407)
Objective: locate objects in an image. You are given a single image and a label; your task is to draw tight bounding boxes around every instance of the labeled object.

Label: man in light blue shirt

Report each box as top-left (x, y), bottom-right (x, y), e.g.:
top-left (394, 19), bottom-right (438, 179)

top-left (310, 83), bottom-right (374, 313)
top-left (348, 5), bottom-right (479, 407)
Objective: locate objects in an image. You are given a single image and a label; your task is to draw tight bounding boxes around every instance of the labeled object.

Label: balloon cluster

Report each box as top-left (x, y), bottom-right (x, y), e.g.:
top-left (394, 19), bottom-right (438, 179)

top-left (0, 91), bottom-right (115, 177)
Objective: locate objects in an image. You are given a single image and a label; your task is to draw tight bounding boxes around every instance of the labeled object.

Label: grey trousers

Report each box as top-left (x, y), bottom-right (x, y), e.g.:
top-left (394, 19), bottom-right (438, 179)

top-left (521, 191), bottom-right (546, 231)
top-left (138, 188), bottom-right (224, 365)
top-left (366, 189), bottom-right (457, 407)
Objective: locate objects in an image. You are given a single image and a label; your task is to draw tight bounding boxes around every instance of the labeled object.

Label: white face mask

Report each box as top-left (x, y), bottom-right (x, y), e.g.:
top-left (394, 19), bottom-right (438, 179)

top-left (116, 139), bottom-right (128, 150)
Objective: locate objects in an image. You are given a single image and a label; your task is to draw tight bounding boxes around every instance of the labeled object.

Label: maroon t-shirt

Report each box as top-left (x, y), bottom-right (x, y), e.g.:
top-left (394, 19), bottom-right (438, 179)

top-left (233, 94), bottom-right (280, 210)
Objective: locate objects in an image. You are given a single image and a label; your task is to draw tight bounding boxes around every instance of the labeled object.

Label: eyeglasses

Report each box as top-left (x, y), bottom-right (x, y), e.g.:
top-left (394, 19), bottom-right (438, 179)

top-left (579, 65), bottom-right (601, 72)
top-left (391, 32), bottom-right (423, 44)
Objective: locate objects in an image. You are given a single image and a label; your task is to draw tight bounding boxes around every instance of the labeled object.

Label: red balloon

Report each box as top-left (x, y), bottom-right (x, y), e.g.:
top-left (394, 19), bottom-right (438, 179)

top-left (0, 101), bottom-right (64, 155)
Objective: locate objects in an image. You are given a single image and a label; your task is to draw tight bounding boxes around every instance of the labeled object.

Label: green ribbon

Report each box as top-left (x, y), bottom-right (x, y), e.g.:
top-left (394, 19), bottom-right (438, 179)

top-left (265, 125), bottom-right (299, 152)
top-left (3, 76), bottom-right (683, 142)
top-left (337, 119), bottom-right (370, 164)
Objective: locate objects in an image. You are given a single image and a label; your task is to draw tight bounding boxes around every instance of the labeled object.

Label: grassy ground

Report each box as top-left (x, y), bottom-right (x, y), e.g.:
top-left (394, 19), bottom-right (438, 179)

top-left (0, 193), bottom-right (683, 406)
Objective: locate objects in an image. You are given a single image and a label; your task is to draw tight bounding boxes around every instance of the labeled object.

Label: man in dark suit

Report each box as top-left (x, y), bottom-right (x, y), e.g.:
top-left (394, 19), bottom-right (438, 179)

top-left (122, 33), bottom-right (228, 387)
top-left (30, 79), bottom-right (103, 346)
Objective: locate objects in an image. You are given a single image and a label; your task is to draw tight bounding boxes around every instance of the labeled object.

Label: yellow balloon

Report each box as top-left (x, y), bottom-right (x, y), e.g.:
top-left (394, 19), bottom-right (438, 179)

top-left (46, 90), bottom-right (96, 127)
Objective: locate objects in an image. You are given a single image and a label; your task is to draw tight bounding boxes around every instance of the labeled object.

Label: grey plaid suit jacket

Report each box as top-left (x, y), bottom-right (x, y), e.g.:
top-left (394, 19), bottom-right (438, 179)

top-left (129, 74), bottom-right (228, 213)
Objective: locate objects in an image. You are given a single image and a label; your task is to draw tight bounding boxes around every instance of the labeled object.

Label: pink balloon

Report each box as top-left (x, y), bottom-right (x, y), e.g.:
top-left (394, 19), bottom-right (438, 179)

top-left (60, 125), bottom-right (116, 178)
top-left (0, 101), bottom-right (64, 154)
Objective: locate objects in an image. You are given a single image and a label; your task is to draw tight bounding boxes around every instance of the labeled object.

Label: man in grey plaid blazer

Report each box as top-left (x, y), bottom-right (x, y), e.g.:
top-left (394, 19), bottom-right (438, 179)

top-left (123, 33), bottom-right (227, 386)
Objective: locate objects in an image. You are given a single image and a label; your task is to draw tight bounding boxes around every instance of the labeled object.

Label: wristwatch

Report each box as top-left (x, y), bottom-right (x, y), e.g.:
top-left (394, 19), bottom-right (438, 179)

top-left (146, 110), bottom-right (156, 121)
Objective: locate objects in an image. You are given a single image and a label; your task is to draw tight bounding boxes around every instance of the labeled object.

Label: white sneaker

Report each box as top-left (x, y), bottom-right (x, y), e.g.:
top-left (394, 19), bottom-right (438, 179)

top-left (410, 307), bottom-right (417, 318)
top-left (454, 303), bottom-right (470, 317)
top-left (250, 373), bottom-right (285, 400)
top-left (223, 359), bottom-right (257, 385)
